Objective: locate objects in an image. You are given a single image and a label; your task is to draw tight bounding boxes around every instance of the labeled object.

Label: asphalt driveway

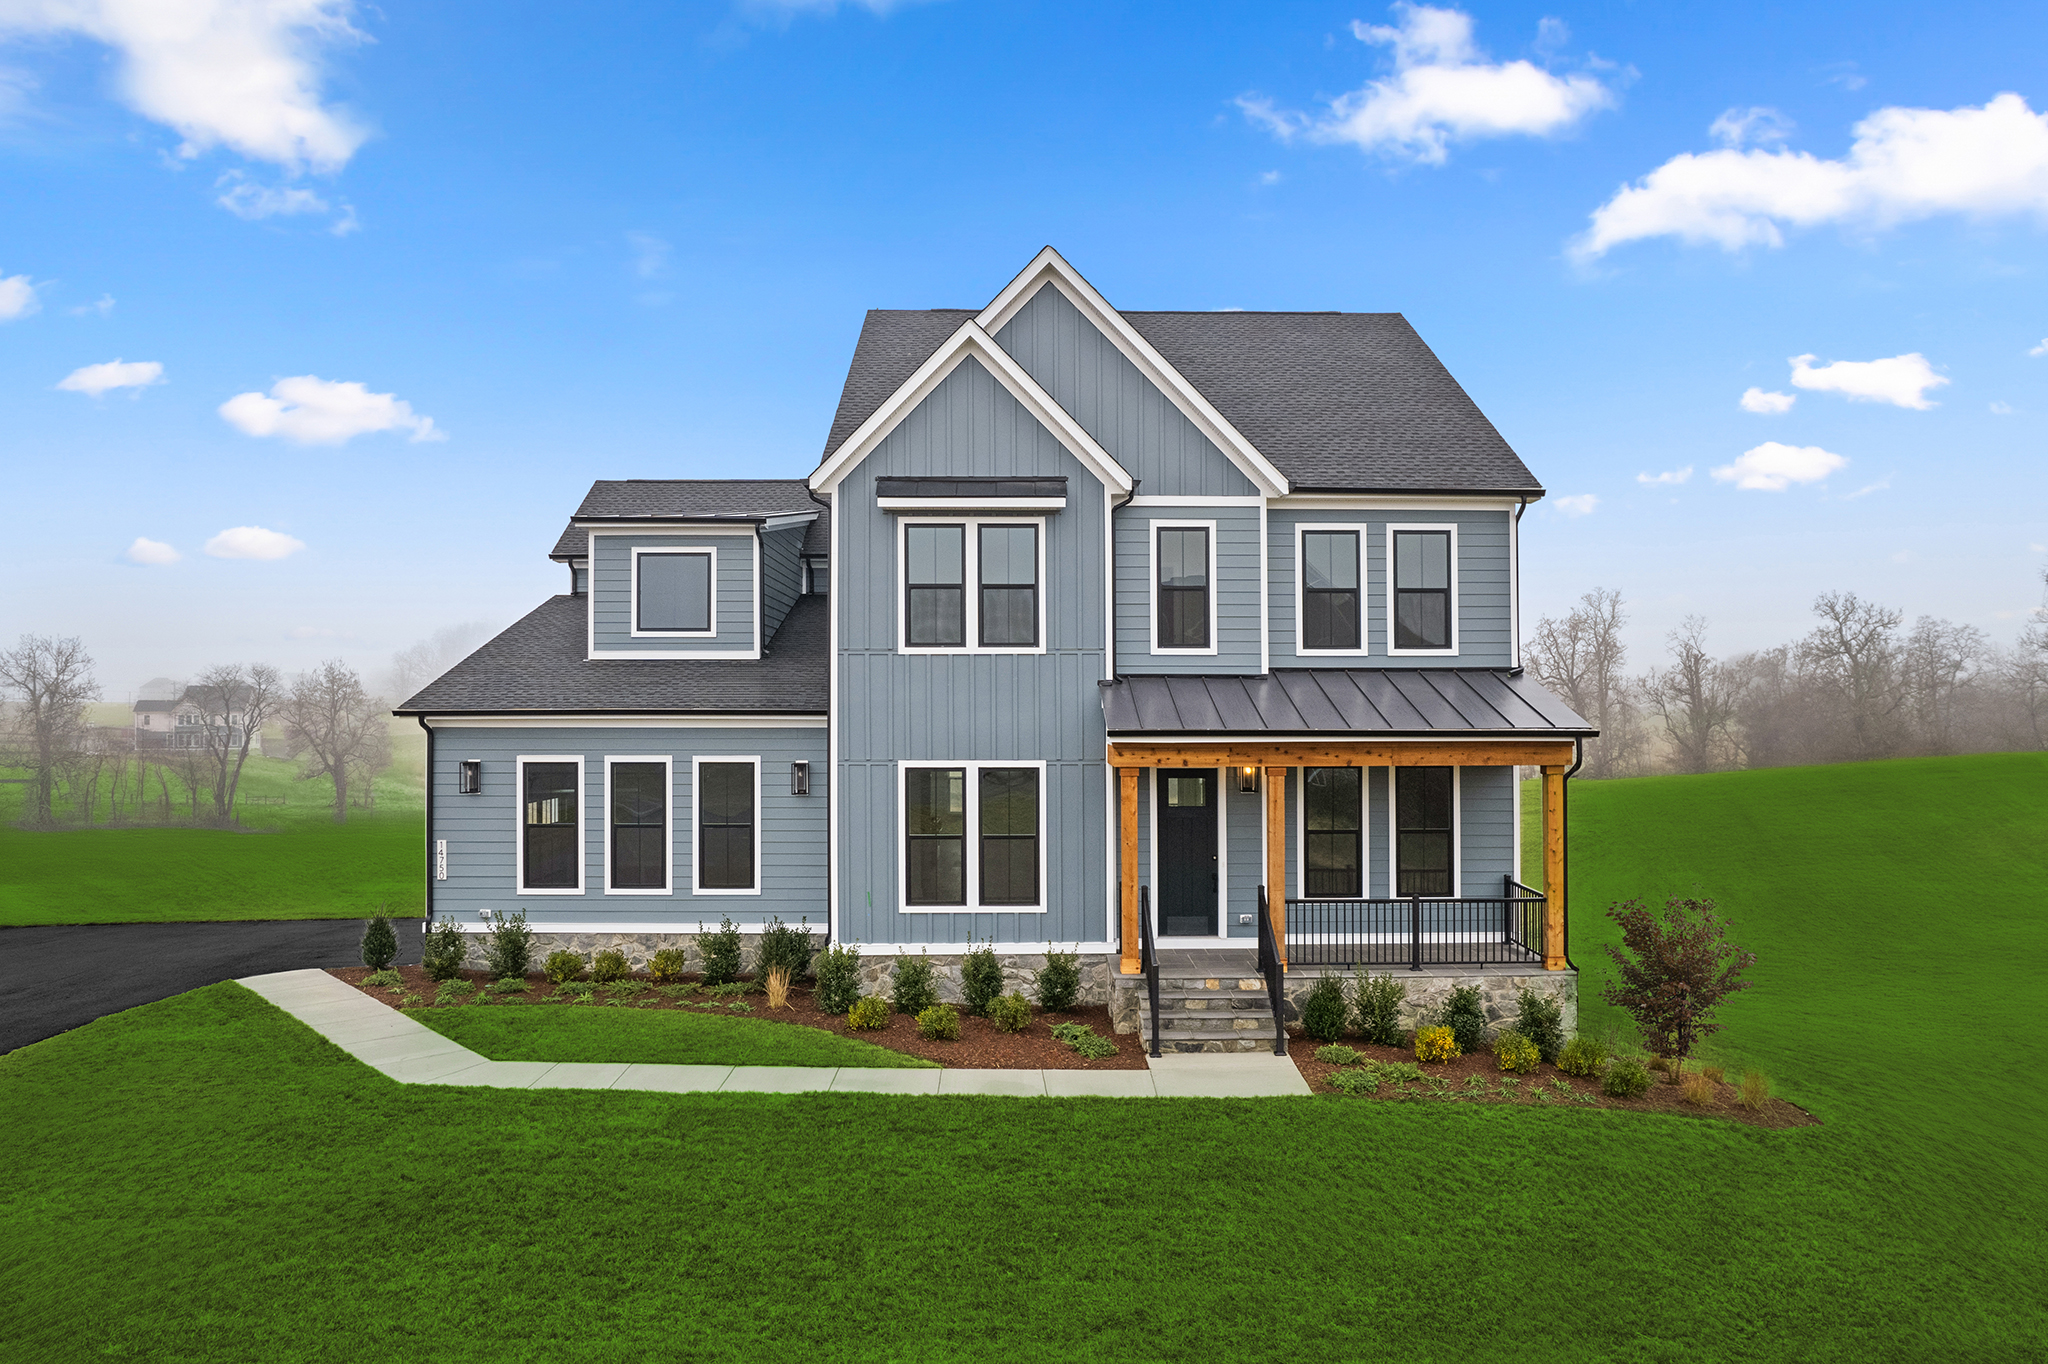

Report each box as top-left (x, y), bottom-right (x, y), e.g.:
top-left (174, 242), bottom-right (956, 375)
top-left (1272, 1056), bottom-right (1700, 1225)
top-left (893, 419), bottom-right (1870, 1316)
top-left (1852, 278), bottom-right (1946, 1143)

top-left (0, 918), bottom-right (423, 1054)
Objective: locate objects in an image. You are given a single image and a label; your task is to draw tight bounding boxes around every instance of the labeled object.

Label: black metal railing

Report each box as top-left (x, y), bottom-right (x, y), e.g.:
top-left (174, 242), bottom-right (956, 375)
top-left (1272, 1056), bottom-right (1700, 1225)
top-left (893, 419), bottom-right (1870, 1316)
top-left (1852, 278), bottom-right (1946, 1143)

top-left (1255, 886), bottom-right (1288, 1056)
top-left (1139, 885), bottom-right (1162, 1058)
top-left (1284, 874), bottom-right (1547, 970)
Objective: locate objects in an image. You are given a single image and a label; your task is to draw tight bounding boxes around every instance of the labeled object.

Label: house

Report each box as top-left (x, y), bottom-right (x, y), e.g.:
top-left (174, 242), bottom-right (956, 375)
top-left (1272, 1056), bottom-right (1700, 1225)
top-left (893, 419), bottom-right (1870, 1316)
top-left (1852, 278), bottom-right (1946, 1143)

top-left (396, 248), bottom-right (1596, 1046)
top-left (133, 685), bottom-right (264, 754)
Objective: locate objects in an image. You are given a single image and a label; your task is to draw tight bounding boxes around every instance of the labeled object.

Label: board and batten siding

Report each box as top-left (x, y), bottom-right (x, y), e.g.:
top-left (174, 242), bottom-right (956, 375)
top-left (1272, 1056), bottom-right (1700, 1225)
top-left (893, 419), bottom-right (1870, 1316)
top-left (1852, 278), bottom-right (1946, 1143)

top-left (835, 353), bottom-right (1110, 947)
top-left (428, 724), bottom-right (826, 930)
top-left (1114, 504), bottom-right (1263, 674)
top-left (589, 532), bottom-right (757, 655)
top-left (761, 523), bottom-right (808, 638)
top-left (1266, 508), bottom-right (1512, 668)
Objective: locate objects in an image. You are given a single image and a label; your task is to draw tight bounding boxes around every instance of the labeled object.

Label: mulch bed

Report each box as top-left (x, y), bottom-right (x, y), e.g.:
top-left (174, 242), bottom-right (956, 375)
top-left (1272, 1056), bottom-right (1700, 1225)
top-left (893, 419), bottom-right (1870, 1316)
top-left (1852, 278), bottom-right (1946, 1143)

top-left (328, 965), bottom-right (1146, 1070)
top-left (1287, 1035), bottom-right (1820, 1129)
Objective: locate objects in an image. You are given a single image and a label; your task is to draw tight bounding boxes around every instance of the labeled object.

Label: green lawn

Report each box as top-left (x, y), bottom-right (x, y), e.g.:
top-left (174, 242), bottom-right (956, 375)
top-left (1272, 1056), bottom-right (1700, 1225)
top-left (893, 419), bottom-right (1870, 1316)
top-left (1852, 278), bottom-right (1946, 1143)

top-left (409, 1004), bottom-right (937, 1068)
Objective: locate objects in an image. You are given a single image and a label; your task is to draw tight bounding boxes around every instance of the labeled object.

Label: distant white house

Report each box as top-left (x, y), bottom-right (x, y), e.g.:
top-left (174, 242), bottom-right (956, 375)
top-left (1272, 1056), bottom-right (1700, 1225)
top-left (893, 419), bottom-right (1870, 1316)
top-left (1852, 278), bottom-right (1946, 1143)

top-left (133, 683), bottom-right (264, 754)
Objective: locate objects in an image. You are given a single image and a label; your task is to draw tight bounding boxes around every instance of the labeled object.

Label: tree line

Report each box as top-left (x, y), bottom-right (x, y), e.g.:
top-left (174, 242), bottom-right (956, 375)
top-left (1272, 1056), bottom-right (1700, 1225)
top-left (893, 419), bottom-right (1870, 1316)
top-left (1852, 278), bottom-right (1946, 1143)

top-left (1526, 573), bottom-right (2048, 778)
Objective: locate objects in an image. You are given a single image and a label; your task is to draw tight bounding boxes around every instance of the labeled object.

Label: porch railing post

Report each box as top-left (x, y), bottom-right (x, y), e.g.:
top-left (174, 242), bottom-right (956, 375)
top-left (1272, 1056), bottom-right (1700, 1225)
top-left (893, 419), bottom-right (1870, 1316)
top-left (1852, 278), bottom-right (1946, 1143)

top-left (1409, 895), bottom-right (1422, 972)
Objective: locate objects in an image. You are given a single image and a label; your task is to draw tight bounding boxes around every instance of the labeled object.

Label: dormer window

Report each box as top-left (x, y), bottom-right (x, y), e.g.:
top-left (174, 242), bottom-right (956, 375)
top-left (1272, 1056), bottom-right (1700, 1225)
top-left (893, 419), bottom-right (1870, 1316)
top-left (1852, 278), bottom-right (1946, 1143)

top-left (634, 549), bottom-right (713, 635)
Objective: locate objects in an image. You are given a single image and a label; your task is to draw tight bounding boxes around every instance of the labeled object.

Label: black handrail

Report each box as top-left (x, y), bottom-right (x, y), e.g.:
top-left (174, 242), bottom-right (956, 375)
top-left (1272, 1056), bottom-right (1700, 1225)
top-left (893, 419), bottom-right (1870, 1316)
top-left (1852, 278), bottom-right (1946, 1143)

top-left (1282, 888), bottom-right (1550, 971)
top-left (1138, 885), bottom-right (1161, 1058)
top-left (1255, 886), bottom-right (1288, 1057)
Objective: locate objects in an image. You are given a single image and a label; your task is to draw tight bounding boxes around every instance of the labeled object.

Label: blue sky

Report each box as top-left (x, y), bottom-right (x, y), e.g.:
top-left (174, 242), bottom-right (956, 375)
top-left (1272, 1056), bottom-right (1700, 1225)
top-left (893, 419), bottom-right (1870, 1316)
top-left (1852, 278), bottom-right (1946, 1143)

top-left (2, 0), bottom-right (2043, 697)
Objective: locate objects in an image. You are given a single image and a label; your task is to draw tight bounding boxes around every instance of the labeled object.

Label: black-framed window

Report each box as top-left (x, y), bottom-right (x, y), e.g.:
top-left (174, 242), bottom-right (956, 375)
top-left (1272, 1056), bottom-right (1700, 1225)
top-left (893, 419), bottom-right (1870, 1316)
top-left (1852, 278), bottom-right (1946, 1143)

top-left (1396, 766), bottom-right (1454, 897)
top-left (905, 524), bottom-right (966, 647)
top-left (522, 761), bottom-right (579, 889)
top-left (637, 551), bottom-right (712, 633)
top-left (697, 761), bottom-right (755, 890)
top-left (978, 525), bottom-right (1038, 647)
top-left (1302, 530), bottom-right (1361, 650)
top-left (1303, 766), bottom-right (1362, 899)
top-left (1392, 530), bottom-right (1452, 650)
top-left (905, 767), bottom-right (966, 905)
top-left (979, 767), bottom-right (1039, 905)
top-left (609, 762), bottom-right (666, 890)
top-left (1157, 527), bottom-right (1209, 648)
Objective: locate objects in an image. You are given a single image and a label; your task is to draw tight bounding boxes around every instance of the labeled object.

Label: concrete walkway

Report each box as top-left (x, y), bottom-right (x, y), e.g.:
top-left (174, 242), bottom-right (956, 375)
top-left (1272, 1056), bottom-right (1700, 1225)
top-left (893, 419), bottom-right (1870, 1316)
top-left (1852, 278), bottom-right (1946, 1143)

top-left (236, 969), bottom-right (1311, 1098)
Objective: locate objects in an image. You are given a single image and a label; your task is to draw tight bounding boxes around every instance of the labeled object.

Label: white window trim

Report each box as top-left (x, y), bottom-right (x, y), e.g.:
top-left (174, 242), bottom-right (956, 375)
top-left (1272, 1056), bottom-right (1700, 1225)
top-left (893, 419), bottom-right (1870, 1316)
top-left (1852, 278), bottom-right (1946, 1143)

top-left (515, 754), bottom-right (586, 896)
top-left (690, 755), bottom-right (762, 896)
top-left (1389, 764), bottom-right (1461, 900)
top-left (897, 759), bottom-right (1049, 914)
top-left (1293, 522), bottom-right (1372, 658)
top-left (896, 517), bottom-right (1049, 656)
top-left (1293, 762), bottom-right (1367, 901)
top-left (1386, 522), bottom-right (1460, 657)
top-left (602, 755), bottom-right (673, 896)
top-left (630, 547), bottom-right (717, 639)
top-left (1148, 519), bottom-right (1220, 656)
top-left (1145, 765), bottom-right (1230, 941)
top-left (586, 530), bottom-right (761, 660)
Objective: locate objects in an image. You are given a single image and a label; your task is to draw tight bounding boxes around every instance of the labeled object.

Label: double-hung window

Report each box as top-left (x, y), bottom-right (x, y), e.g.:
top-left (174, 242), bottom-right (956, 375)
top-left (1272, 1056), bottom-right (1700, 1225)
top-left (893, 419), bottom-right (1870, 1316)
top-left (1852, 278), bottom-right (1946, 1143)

top-left (695, 759), bottom-right (757, 892)
top-left (1155, 525), bottom-right (1211, 649)
top-left (1390, 529), bottom-right (1454, 652)
top-left (1303, 767), bottom-right (1362, 899)
top-left (635, 549), bottom-right (713, 634)
top-left (903, 762), bottom-right (1044, 910)
top-left (903, 520), bottom-right (1042, 651)
top-left (905, 525), bottom-right (966, 647)
top-left (1395, 766), bottom-right (1454, 897)
top-left (520, 758), bottom-right (581, 891)
top-left (978, 525), bottom-right (1038, 647)
top-left (1301, 530), bottom-right (1361, 651)
top-left (607, 759), bottom-right (668, 891)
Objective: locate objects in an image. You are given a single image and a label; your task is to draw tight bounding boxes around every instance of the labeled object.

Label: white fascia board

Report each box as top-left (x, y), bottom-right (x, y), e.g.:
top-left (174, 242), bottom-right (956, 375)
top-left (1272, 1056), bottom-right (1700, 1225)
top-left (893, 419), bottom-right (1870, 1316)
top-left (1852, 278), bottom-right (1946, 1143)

top-left (876, 496), bottom-right (1067, 512)
top-left (763, 511), bottom-right (823, 533)
top-left (975, 247), bottom-right (1291, 498)
top-left (809, 320), bottom-right (1133, 498)
top-left (428, 714), bottom-right (826, 729)
top-left (571, 520), bottom-right (760, 536)
top-left (1273, 495), bottom-right (1522, 512)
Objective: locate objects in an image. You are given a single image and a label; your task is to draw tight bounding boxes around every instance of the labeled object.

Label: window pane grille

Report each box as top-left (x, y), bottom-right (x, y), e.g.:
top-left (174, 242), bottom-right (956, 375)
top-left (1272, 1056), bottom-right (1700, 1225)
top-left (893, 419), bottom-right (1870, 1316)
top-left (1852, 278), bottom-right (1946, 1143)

top-left (1392, 531), bottom-right (1451, 650)
top-left (638, 552), bottom-right (712, 632)
top-left (905, 525), bottom-right (966, 646)
top-left (697, 762), bottom-right (755, 890)
top-left (978, 524), bottom-right (1038, 647)
top-left (1302, 530), bottom-right (1360, 650)
top-left (523, 762), bottom-right (579, 889)
top-left (1303, 766), bottom-right (1362, 898)
top-left (610, 762), bottom-right (666, 890)
top-left (1156, 527), bottom-right (1210, 648)
top-left (905, 767), bottom-right (967, 904)
top-left (978, 767), bottom-right (1039, 905)
top-left (1396, 766), bottom-right (1453, 897)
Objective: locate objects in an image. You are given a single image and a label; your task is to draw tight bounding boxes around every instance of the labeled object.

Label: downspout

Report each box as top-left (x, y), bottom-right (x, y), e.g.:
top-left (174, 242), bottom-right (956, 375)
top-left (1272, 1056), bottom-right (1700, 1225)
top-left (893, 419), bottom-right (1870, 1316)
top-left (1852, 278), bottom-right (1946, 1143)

top-left (805, 482), bottom-right (833, 946)
top-left (1108, 479), bottom-right (1140, 681)
top-left (416, 715), bottom-right (434, 951)
top-left (1510, 495), bottom-right (1528, 675)
top-left (1561, 734), bottom-right (1583, 971)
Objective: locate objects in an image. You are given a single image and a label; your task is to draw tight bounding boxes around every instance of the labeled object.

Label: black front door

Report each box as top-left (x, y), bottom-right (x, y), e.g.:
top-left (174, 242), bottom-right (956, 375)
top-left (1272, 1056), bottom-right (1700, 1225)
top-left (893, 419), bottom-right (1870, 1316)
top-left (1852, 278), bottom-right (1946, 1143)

top-left (1157, 769), bottom-right (1219, 937)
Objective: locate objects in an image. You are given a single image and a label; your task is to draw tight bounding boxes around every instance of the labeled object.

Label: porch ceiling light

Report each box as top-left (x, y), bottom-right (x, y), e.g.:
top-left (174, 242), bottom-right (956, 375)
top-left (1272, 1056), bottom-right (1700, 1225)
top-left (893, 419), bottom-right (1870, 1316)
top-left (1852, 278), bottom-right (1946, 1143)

top-left (1237, 765), bottom-right (1259, 794)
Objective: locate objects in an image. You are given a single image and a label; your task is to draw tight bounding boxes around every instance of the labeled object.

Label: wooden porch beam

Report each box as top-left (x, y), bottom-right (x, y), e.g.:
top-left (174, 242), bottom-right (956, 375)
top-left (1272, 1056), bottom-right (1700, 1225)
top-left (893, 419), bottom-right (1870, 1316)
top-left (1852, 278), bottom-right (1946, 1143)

top-left (1119, 767), bottom-right (1140, 976)
top-left (1108, 741), bottom-right (1577, 769)
top-left (1541, 765), bottom-right (1566, 971)
top-left (1265, 766), bottom-right (1287, 970)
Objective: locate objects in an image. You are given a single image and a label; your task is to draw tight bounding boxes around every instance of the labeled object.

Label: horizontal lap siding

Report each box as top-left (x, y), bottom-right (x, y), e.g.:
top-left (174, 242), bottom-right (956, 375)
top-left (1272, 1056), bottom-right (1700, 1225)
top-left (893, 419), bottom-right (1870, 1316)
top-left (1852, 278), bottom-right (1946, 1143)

top-left (1114, 505), bottom-right (1262, 673)
top-left (1457, 764), bottom-right (1515, 898)
top-left (429, 725), bottom-right (826, 930)
top-left (761, 524), bottom-right (807, 638)
top-left (591, 533), bottom-right (757, 654)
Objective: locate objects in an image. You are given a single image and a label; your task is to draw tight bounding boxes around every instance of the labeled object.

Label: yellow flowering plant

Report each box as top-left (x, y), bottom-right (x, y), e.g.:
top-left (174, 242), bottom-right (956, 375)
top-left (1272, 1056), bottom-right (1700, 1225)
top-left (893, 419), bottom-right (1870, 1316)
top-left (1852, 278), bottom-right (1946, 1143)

top-left (1414, 1025), bottom-right (1460, 1063)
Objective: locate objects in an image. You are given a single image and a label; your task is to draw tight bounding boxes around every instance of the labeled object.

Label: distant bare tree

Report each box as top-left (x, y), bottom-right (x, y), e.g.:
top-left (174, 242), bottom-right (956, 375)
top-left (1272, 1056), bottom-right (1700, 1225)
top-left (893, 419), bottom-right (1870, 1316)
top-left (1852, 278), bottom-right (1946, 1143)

top-left (190, 662), bottom-right (283, 822)
top-left (1798, 592), bottom-right (1906, 761)
top-left (1899, 617), bottom-right (1988, 755)
top-left (1527, 587), bottom-right (1643, 777)
top-left (0, 635), bottom-right (99, 826)
top-left (1646, 617), bottom-right (1744, 773)
top-left (281, 661), bottom-right (389, 823)
top-left (387, 622), bottom-right (494, 701)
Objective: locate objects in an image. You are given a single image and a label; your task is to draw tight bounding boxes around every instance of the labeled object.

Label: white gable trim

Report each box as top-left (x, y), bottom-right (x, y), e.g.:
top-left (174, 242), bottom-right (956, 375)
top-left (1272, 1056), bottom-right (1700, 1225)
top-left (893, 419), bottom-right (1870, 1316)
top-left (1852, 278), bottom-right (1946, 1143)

top-left (809, 320), bottom-right (1133, 497)
top-left (976, 247), bottom-right (1291, 498)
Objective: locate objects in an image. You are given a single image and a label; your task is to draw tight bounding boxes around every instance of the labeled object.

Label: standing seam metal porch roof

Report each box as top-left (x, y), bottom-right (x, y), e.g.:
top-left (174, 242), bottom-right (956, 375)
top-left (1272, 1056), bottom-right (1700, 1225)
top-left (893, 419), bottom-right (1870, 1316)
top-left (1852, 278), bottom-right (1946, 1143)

top-left (1100, 669), bottom-right (1595, 738)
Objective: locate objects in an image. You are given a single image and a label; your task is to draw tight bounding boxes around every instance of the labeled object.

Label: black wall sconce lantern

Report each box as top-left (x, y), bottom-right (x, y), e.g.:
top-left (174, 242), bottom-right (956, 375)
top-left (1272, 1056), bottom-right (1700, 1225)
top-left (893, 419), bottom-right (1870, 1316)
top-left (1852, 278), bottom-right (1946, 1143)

top-left (457, 759), bottom-right (482, 794)
top-left (1237, 765), bottom-right (1260, 794)
top-left (790, 760), bottom-right (811, 796)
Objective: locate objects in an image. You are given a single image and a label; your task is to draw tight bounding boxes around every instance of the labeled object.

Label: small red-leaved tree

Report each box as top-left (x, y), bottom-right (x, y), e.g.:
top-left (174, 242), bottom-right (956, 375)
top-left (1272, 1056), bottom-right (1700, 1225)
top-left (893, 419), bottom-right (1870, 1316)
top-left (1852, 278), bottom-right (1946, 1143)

top-left (1600, 896), bottom-right (1756, 1061)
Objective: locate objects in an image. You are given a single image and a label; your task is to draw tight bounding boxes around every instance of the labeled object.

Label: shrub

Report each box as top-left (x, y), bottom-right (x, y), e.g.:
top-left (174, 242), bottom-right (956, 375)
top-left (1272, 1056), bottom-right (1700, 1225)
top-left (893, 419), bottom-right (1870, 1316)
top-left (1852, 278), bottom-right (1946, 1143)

top-left (1049, 1021), bottom-right (1115, 1059)
top-left (1739, 1070), bottom-right (1770, 1110)
top-left (1439, 985), bottom-right (1488, 1054)
top-left (421, 920), bottom-right (467, 981)
top-left (1701, 1064), bottom-right (1726, 1084)
top-left (1514, 987), bottom-right (1566, 1064)
top-left (764, 966), bottom-right (792, 1011)
top-left (813, 943), bottom-right (862, 1015)
top-left (648, 948), bottom-right (689, 984)
top-left (1600, 895), bottom-right (1758, 1064)
top-left (1032, 948), bottom-right (1082, 1013)
top-left (847, 995), bottom-right (890, 1031)
top-left (1352, 972), bottom-right (1408, 1047)
top-left (960, 941), bottom-right (1006, 1017)
top-left (543, 950), bottom-right (586, 985)
top-left (1556, 1034), bottom-right (1610, 1078)
top-left (1314, 1044), bottom-right (1360, 1066)
top-left (360, 914), bottom-right (398, 971)
top-left (915, 1004), bottom-right (961, 1041)
top-left (1601, 1056), bottom-right (1652, 1098)
top-left (989, 992), bottom-right (1032, 1033)
top-left (1331, 1068), bottom-right (1382, 1096)
top-left (1680, 1070), bottom-right (1716, 1106)
top-left (483, 910), bottom-right (533, 981)
top-left (1300, 975), bottom-right (1348, 1043)
top-left (891, 952), bottom-right (940, 1014)
top-left (1378, 1060), bottom-right (1425, 1084)
top-left (590, 949), bottom-right (630, 984)
top-left (1493, 1029), bottom-right (1540, 1074)
top-left (362, 968), bottom-right (402, 990)
top-left (1414, 1025), bottom-right (1460, 1063)
top-left (1648, 1055), bottom-right (1671, 1074)
top-left (754, 916), bottom-right (816, 982)
top-left (697, 918), bottom-right (744, 986)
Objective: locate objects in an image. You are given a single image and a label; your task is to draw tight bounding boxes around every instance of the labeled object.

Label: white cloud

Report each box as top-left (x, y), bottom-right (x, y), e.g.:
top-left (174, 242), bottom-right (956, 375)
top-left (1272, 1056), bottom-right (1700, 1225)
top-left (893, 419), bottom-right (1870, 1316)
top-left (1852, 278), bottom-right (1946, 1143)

top-left (218, 374), bottom-right (443, 444)
top-left (204, 525), bottom-right (305, 559)
top-left (1990, 401), bottom-right (2014, 414)
top-left (57, 357), bottom-right (164, 396)
top-left (1258, 169), bottom-right (1282, 186)
top-left (1237, 3), bottom-right (1612, 166)
top-left (626, 231), bottom-right (670, 279)
top-left (1636, 466), bottom-right (1693, 486)
top-left (69, 293), bottom-right (116, 316)
top-left (0, 0), bottom-right (370, 174)
top-left (1789, 352), bottom-right (1947, 409)
top-left (1552, 493), bottom-right (1599, 516)
top-left (1576, 93), bottom-right (2048, 258)
top-left (126, 536), bottom-right (180, 565)
top-left (1710, 106), bottom-right (1793, 148)
top-left (1711, 441), bottom-right (1849, 491)
top-left (1739, 386), bottom-right (1796, 414)
top-left (2030, 338), bottom-right (2048, 357)
top-left (1845, 476), bottom-right (1892, 499)
top-left (0, 270), bottom-right (40, 319)
top-left (216, 171), bottom-right (329, 219)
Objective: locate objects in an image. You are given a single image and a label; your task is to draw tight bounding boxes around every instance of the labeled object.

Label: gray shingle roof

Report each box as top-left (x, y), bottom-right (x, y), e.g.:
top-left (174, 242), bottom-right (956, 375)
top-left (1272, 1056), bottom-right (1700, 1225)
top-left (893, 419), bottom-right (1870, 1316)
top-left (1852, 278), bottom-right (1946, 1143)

top-left (395, 594), bottom-right (828, 715)
top-left (819, 306), bottom-right (1541, 495)
top-left (549, 480), bottom-right (823, 560)
top-left (1100, 669), bottom-right (1594, 737)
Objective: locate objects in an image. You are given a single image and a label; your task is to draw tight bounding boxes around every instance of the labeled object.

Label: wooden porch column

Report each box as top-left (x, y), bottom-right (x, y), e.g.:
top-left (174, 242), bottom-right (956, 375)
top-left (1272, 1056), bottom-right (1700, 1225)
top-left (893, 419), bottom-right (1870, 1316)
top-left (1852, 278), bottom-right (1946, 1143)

top-left (1541, 765), bottom-right (1567, 971)
top-left (1119, 767), bottom-right (1141, 975)
top-left (1265, 766), bottom-right (1288, 969)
